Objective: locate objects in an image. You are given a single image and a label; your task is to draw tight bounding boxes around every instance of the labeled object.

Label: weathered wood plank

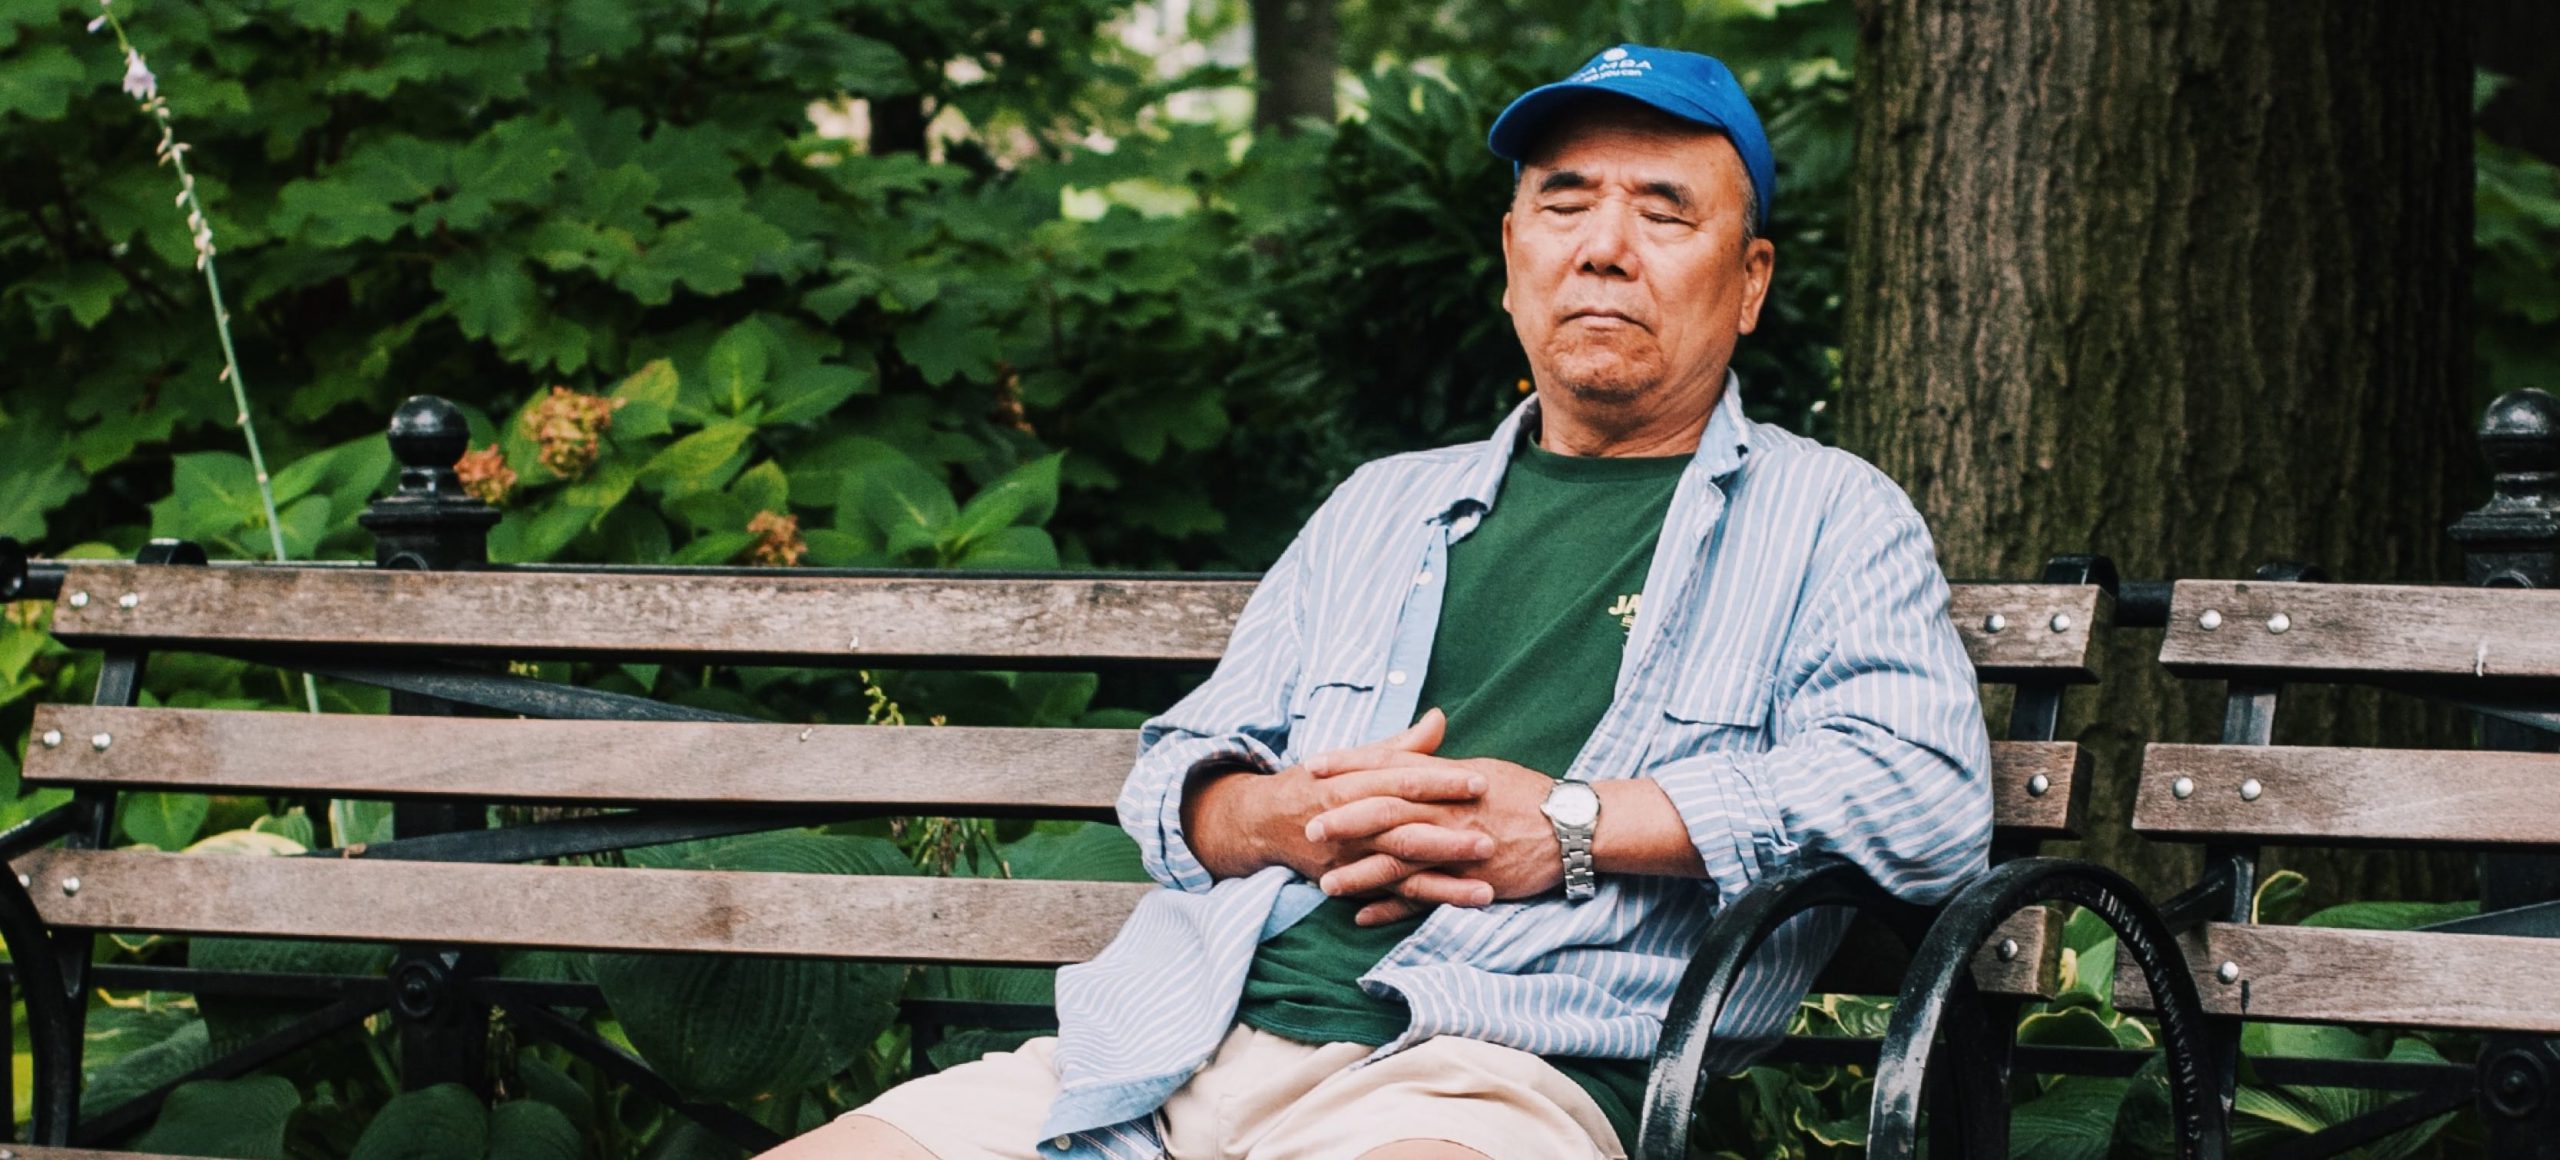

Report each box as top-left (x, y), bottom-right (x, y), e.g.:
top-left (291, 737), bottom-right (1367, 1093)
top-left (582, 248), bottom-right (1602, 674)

top-left (24, 705), bottom-right (1129, 817)
top-left (1990, 741), bottom-right (2085, 839)
top-left (1949, 584), bottom-right (2109, 681)
top-left (13, 849), bottom-right (1150, 965)
top-left (48, 564), bottom-right (2100, 676)
top-left (2135, 744), bottom-right (2560, 847)
top-left (24, 706), bottom-right (2078, 835)
top-left (2113, 923), bottom-right (2560, 1033)
top-left (48, 564), bottom-right (1252, 666)
top-left (2161, 580), bottom-right (2560, 678)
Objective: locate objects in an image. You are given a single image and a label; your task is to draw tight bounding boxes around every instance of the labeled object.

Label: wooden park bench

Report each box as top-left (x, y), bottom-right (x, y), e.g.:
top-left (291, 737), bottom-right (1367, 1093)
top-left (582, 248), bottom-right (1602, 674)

top-left (0, 395), bottom-right (2148, 1156)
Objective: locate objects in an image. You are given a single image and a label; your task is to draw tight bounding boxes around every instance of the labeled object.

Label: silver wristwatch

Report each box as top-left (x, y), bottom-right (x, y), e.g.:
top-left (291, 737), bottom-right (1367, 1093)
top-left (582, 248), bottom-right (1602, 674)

top-left (1540, 780), bottom-right (1601, 902)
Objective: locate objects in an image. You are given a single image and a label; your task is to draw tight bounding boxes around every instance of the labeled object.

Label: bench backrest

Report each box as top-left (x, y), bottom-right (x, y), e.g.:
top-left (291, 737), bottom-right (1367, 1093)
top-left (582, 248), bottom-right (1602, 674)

top-left (17, 563), bottom-right (2107, 979)
top-left (2117, 579), bottom-right (2560, 1034)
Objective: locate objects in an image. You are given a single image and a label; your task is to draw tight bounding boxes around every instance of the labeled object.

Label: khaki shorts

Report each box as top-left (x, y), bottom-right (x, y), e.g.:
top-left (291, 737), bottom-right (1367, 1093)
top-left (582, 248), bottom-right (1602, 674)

top-left (827, 1024), bottom-right (1626, 1160)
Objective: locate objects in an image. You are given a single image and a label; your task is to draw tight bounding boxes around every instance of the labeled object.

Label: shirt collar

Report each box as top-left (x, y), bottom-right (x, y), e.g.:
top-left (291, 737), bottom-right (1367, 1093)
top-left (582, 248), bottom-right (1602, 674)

top-left (1442, 370), bottom-right (1753, 524)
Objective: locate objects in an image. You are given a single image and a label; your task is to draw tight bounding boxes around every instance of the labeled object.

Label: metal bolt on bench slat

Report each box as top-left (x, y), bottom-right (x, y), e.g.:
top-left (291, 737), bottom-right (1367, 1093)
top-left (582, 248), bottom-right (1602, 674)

top-left (2049, 612), bottom-right (2073, 632)
top-left (15, 874), bottom-right (26, 889)
top-left (847, 635), bottom-right (862, 650)
top-left (2197, 609), bottom-right (2223, 631)
top-left (2239, 778), bottom-right (2263, 802)
top-left (117, 592), bottom-right (138, 609)
top-left (60, 876), bottom-right (79, 897)
top-left (1983, 613), bottom-right (2007, 633)
top-left (65, 591), bottom-right (88, 609)
top-left (2266, 612), bottom-right (2292, 634)
top-left (39, 729), bottom-right (60, 748)
top-left (2027, 773), bottom-right (2051, 797)
top-left (1997, 938), bottom-right (2019, 962)
top-left (2216, 961), bottom-right (2240, 985)
top-left (2172, 777), bottom-right (2195, 800)
top-left (91, 733), bottom-right (111, 752)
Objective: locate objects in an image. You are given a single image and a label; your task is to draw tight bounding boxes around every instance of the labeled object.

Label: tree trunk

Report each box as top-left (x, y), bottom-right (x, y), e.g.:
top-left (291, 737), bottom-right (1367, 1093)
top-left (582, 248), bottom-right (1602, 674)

top-left (1252, 0), bottom-right (1338, 133)
top-left (1839, 0), bottom-right (2474, 906)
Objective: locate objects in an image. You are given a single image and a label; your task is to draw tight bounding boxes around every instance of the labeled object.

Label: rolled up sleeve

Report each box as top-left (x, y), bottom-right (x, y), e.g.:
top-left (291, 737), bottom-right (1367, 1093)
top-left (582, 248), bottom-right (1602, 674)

top-left (1119, 532), bottom-right (1312, 894)
top-left (1650, 512), bottom-right (1993, 907)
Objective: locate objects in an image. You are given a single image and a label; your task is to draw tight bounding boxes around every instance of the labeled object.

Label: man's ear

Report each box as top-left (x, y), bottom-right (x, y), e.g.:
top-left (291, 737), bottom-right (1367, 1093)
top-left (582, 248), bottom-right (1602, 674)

top-left (1499, 210), bottom-right (1515, 314)
top-left (1734, 237), bottom-right (1776, 335)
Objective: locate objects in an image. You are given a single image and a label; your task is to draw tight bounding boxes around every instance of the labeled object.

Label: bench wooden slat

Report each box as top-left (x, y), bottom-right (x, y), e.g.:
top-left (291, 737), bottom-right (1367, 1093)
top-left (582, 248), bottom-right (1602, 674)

top-left (14, 849), bottom-right (1149, 966)
top-left (1990, 741), bottom-right (2085, 839)
top-left (48, 564), bottom-right (2103, 676)
top-left (24, 705), bottom-right (1129, 817)
top-left (2135, 744), bottom-right (2560, 847)
top-left (13, 848), bottom-right (2058, 1000)
top-left (2114, 923), bottom-right (2560, 1034)
top-left (2161, 580), bottom-right (2560, 678)
top-left (1949, 584), bottom-right (2109, 681)
top-left (25, 706), bottom-right (2082, 836)
top-left (48, 564), bottom-right (1250, 667)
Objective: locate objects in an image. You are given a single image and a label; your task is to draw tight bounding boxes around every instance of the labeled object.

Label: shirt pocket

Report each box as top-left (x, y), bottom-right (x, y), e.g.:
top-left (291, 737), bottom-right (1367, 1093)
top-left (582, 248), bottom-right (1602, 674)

top-left (1286, 646), bottom-right (1384, 760)
top-left (1655, 673), bottom-right (1776, 761)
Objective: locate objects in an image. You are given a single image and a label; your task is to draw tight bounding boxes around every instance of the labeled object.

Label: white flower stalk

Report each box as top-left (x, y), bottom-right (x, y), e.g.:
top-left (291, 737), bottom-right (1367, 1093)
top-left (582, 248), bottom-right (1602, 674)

top-left (93, 3), bottom-right (318, 714)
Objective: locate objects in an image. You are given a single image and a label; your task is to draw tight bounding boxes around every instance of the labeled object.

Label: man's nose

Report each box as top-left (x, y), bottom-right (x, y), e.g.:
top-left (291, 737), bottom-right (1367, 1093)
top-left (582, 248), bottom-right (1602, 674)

top-left (1575, 203), bottom-right (1639, 279)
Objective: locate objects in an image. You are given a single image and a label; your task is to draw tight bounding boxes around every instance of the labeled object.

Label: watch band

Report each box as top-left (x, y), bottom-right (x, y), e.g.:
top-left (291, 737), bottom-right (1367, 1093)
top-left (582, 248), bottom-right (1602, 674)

top-left (1542, 780), bottom-right (1600, 903)
top-left (1558, 824), bottom-right (1597, 902)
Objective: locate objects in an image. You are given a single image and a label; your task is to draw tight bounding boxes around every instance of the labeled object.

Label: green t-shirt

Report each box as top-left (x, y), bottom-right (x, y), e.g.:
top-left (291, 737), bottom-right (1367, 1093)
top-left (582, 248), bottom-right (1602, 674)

top-left (1235, 434), bottom-right (1689, 1150)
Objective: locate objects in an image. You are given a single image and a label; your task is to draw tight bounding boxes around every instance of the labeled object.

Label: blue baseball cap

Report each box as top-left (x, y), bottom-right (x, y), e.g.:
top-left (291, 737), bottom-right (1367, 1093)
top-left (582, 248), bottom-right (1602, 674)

top-left (1487, 44), bottom-right (1775, 231)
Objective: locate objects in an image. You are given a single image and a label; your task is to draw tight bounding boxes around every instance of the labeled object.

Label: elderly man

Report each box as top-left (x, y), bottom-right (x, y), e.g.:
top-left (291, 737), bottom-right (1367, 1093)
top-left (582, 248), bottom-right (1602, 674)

top-left (773, 43), bottom-right (1989, 1160)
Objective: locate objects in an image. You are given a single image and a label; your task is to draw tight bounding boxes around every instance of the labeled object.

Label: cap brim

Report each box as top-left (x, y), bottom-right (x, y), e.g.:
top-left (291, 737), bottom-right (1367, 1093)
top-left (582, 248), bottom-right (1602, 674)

top-left (1487, 82), bottom-right (1732, 162)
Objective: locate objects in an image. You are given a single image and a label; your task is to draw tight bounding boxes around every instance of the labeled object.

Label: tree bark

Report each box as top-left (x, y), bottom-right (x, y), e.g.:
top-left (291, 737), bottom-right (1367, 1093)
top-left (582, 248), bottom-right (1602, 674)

top-left (1839, 0), bottom-right (2474, 905)
top-left (1252, 0), bottom-right (1338, 133)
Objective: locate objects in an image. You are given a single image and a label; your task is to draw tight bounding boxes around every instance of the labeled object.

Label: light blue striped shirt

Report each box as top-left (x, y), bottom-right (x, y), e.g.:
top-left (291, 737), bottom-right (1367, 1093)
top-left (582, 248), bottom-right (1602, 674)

top-left (1036, 381), bottom-right (1991, 1157)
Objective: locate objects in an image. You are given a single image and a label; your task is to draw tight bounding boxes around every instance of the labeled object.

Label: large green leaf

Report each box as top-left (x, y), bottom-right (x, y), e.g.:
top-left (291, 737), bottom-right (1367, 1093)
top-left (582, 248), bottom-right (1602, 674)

top-left (639, 422), bottom-right (757, 499)
top-left (131, 1075), bottom-right (301, 1159)
top-left (595, 833), bottom-right (913, 1103)
top-left (84, 1017), bottom-right (215, 1119)
top-left (349, 1083), bottom-right (487, 1160)
top-left (121, 791), bottom-right (210, 850)
top-left (486, 1099), bottom-right (585, 1160)
top-left (1004, 822), bottom-right (1146, 882)
top-left (0, 427), bottom-right (84, 540)
top-left (852, 451), bottom-right (959, 558)
top-left (702, 318), bottom-right (777, 416)
top-left (947, 453), bottom-right (1064, 550)
top-left (191, 934), bottom-right (392, 1047)
top-left (2007, 1075), bottom-right (2130, 1160)
top-left (2299, 899), bottom-right (2478, 930)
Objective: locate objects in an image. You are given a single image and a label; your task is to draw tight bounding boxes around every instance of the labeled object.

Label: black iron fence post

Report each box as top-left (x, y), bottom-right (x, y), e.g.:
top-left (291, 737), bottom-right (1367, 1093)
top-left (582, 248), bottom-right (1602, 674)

top-left (357, 396), bottom-right (501, 1096)
top-left (2448, 388), bottom-right (2560, 1158)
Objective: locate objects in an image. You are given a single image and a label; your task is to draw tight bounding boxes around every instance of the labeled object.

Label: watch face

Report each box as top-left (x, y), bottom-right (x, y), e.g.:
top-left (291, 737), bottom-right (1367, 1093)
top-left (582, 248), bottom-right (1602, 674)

top-left (1544, 782), bottom-right (1599, 827)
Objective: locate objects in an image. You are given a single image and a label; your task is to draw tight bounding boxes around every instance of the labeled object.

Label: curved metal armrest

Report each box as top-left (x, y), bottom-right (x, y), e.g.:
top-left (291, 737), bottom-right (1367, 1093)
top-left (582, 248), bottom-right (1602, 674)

top-left (1634, 861), bottom-right (1931, 1160)
top-left (1866, 857), bottom-right (2228, 1160)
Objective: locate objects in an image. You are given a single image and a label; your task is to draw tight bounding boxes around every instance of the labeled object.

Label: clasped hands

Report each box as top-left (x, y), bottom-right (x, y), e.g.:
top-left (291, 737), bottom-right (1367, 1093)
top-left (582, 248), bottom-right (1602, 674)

top-left (1185, 709), bottom-right (1565, 926)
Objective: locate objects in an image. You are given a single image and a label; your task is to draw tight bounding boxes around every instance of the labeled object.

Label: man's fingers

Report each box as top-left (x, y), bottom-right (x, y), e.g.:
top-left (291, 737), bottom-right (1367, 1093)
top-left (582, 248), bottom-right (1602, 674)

top-left (1354, 898), bottom-right (1428, 926)
top-left (1390, 871), bottom-right (1496, 909)
top-left (1318, 853), bottom-right (1414, 898)
top-left (1370, 822), bottom-right (1495, 864)
top-left (1309, 765), bottom-right (1485, 819)
top-left (1305, 709), bottom-right (1447, 776)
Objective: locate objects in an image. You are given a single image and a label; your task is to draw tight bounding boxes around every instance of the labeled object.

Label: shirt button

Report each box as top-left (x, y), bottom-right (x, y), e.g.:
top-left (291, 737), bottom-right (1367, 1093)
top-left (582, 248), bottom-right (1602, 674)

top-left (1414, 570), bottom-right (1433, 587)
top-left (1052, 1136), bottom-right (1073, 1150)
top-left (1387, 670), bottom-right (1408, 686)
top-left (1453, 514), bottom-right (1479, 534)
